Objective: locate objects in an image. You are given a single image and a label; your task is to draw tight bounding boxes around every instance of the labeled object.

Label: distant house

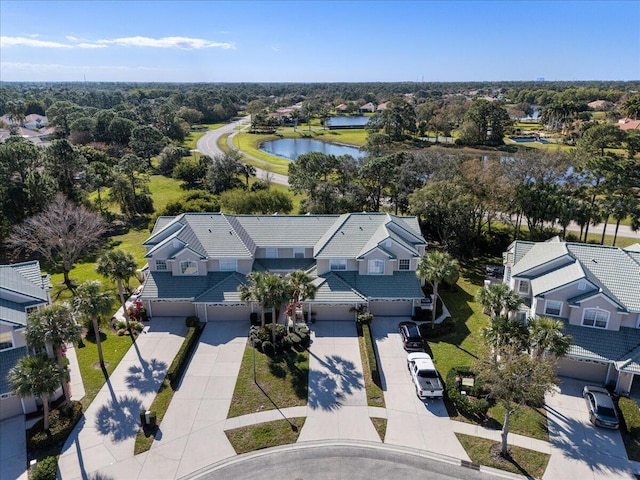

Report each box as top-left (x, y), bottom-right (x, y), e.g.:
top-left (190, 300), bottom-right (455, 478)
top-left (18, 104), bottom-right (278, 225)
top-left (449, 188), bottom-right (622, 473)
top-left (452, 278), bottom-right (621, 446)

top-left (139, 212), bottom-right (428, 322)
top-left (23, 114), bottom-right (49, 130)
top-left (503, 238), bottom-right (640, 394)
top-left (587, 100), bottom-right (614, 111)
top-left (376, 102), bottom-right (388, 113)
top-left (618, 118), bottom-right (640, 131)
top-left (359, 102), bottom-right (376, 113)
top-left (335, 103), bottom-right (349, 114)
top-left (0, 261), bottom-right (54, 420)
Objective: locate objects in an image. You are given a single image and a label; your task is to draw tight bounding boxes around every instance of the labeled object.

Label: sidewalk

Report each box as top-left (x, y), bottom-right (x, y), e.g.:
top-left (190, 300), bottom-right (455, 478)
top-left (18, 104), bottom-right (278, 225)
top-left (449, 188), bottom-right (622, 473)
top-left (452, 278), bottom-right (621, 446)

top-left (57, 318), bottom-right (188, 480)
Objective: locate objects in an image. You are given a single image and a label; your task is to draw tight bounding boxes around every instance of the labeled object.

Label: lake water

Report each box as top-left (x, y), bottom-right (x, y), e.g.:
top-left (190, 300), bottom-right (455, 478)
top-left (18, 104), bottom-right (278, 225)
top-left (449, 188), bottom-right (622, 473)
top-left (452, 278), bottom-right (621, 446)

top-left (260, 138), bottom-right (365, 161)
top-left (326, 116), bottom-right (370, 128)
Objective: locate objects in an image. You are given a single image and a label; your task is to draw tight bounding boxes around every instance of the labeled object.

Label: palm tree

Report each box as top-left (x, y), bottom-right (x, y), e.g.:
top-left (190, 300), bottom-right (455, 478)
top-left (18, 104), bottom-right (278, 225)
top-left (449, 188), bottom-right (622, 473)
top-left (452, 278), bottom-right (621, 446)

top-left (73, 281), bottom-right (113, 369)
top-left (96, 249), bottom-right (137, 328)
top-left (476, 283), bottom-right (524, 320)
top-left (239, 272), bottom-right (269, 328)
top-left (25, 304), bottom-right (81, 403)
top-left (416, 251), bottom-right (459, 325)
top-left (528, 316), bottom-right (572, 359)
top-left (262, 274), bottom-right (290, 343)
top-left (285, 270), bottom-right (317, 326)
top-left (240, 163), bottom-right (256, 187)
top-left (8, 356), bottom-right (62, 431)
top-left (482, 316), bottom-right (530, 356)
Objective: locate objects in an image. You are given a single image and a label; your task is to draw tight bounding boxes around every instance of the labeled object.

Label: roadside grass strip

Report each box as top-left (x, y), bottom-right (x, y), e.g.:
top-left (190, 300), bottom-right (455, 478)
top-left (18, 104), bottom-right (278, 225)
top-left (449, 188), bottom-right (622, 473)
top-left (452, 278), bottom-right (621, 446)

top-left (225, 417), bottom-right (306, 454)
top-left (371, 417), bottom-right (387, 442)
top-left (619, 396), bottom-right (640, 462)
top-left (456, 433), bottom-right (550, 479)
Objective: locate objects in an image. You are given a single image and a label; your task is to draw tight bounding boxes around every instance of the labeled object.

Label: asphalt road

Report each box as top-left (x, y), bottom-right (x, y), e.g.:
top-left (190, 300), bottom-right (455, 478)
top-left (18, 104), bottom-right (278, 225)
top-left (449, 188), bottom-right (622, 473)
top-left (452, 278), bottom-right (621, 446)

top-left (196, 116), bottom-right (290, 186)
top-left (183, 443), bottom-right (504, 480)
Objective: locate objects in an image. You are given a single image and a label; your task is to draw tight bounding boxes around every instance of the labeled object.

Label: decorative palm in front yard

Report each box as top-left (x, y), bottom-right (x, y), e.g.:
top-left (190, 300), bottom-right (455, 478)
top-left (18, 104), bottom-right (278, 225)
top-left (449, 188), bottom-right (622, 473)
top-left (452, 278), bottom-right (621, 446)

top-left (73, 280), bottom-right (114, 369)
top-left (417, 250), bottom-right (459, 325)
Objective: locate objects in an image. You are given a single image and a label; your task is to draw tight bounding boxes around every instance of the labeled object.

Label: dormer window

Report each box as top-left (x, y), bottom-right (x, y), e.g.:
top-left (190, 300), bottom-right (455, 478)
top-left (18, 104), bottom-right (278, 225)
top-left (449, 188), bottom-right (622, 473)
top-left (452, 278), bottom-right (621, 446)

top-left (330, 258), bottom-right (347, 271)
top-left (368, 259), bottom-right (385, 275)
top-left (180, 260), bottom-right (198, 275)
top-left (398, 259), bottom-right (410, 271)
top-left (155, 259), bottom-right (168, 271)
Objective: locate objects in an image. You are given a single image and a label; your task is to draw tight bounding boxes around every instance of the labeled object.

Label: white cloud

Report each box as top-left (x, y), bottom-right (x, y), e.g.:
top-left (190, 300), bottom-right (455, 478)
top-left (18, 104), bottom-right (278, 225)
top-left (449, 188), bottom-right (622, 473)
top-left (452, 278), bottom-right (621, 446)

top-left (66, 35), bottom-right (78, 41)
top-left (97, 36), bottom-right (235, 50)
top-left (0, 36), bottom-right (72, 48)
top-left (76, 43), bottom-right (108, 49)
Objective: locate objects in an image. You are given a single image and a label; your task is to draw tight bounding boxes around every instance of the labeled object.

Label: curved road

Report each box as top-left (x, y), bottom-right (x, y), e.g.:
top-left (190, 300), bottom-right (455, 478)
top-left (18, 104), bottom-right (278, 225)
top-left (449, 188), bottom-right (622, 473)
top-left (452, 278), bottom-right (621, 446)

top-left (182, 442), bottom-right (502, 480)
top-left (196, 116), bottom-right (289, 186)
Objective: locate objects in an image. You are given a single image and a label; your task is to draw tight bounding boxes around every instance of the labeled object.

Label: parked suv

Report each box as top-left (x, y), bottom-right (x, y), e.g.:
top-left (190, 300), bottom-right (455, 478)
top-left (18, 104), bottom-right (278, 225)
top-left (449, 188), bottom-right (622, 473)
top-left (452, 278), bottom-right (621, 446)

top-left (398, 321), bottom-right (423, 351)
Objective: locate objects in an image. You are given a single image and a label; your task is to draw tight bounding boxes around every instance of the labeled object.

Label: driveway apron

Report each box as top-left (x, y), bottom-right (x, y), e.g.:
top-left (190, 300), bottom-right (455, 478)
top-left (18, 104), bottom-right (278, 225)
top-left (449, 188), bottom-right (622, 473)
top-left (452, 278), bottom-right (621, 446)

top-left (1, 415), bottom-right (28, 480)
top-left (138, 321), bottom-right (247, 479)
top-left (298, 321), bottom-right (380, 443)
top-left (544, 378), bottom-right (637, 480)
top-left (371, 318), bottom-right (470, 461)
top-left (57, 318), bottom-right (188, 480)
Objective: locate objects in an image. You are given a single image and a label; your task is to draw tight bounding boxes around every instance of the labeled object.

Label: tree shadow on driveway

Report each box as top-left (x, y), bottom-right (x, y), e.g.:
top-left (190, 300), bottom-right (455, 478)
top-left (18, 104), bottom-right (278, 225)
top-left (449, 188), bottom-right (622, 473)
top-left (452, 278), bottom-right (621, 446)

top-left (307, 352), bottom-right (364, 411)
top-left (95, 394), bottom-right (143, 442)
top-left (125, 358), bottom-right (167, 394)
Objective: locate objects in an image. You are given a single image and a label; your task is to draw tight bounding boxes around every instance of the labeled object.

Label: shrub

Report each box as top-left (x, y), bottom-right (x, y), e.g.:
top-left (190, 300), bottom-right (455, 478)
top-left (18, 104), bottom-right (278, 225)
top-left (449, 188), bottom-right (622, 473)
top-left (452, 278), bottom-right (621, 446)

top-left (419, 318), bottom-right (455, 339)
top-left (619, 396), bottom-right (640, 436)
top-left (27, 401), bottom-right (83, 451)
top-left (167, 326), bottom-right (201, 388)
top-left (117, 328), bottom-right (128, 336)
top-left (298, 330), bottom-right (310, 348)
top-left (130, 321), bottom-right (144, 332)
top-left (289, 333), bottom-right (302, 345)
top-left (363, 323), bottom-right (382, 389)
top-left (357, 312), bottom-right (374, 326)
top-left (31, 456), bottom-right (58, 480)
top-left (445, 368), bottom-right (490, 419)
top-left (262, 341), bottom-right (275, 356)
top-left (185, 316), bottom-right (200, 328)
top-left (116, 320), bottom-right (127, 330)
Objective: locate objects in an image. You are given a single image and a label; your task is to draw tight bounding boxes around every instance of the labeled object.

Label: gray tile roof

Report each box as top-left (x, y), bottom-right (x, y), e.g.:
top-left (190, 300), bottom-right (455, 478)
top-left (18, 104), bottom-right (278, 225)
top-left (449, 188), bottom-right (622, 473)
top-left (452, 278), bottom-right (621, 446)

top-left (140, 272), bottom-right (232, 299)
top-left (512, 241), bottom-right (640, 314)
top-left (312, 273), bottom-right (367, 303)
top-left (236, 215), bottom-right (338, 248)
top-left (194, 273), bottom-right (248, 303)
top-left (561, 319), bottom-right (640, 374)
top-left (0, 346), bottom-right (28, 395)
top-left (0, 261), bottom-right (50, 304)
top-left (334, 271), bottom-right (424, 299)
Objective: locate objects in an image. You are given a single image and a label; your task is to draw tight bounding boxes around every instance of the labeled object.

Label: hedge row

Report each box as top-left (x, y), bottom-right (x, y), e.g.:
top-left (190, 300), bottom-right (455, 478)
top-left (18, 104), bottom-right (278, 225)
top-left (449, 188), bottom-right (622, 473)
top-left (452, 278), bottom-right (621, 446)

top-left (31, 456), bottom-right (58, 480)
top-left (167, 321), bottom-right (202, 388)
top-left (362, 323), bottom-right (383, 389)
top-left (27, 401), bottom-right (83, 451)
top-left (445, 367), bottom-right (490, 419)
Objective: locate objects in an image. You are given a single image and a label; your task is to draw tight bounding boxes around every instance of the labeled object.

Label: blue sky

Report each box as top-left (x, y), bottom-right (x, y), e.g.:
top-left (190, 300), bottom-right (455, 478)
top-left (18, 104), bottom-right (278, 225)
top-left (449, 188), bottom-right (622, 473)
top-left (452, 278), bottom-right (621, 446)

top-left (1, 1), bottom-right (638, 82)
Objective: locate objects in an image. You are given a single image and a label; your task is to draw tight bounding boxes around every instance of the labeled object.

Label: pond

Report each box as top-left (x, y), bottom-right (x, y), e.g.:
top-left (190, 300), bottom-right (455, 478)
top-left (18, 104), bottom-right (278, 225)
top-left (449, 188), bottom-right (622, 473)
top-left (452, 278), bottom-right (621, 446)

top-left (326, 116), bottom-right (370, 128)
top-left (259, 138), bottom-right (366, 161)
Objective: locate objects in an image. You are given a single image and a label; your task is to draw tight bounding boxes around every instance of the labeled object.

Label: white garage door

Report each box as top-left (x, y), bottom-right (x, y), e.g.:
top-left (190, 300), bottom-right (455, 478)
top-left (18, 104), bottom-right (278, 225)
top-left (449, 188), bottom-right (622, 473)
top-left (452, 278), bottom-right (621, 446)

top-left (149, 301), bottom-right (194, 318)
top-left (557, 357), bottom-right (609, 383)
top-left (205, 304), bottom-right (251, 322)
top-left (369, 299), bottom-right (413, 317)
top-left (312, 304), bottom-right (355, 321)
top-left (0, 396), bottom-right (23, 420)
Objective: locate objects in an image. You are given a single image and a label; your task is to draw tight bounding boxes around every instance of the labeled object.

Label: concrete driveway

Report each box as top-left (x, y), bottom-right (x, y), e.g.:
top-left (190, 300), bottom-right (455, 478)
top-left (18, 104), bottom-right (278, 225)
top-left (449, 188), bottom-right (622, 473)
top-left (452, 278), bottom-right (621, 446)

top-left (0, 415), bottom-right (27, 480)
top-left (544, 377), bottom-right (638, 480)
top-left (371, 318), bottom-right (470, 461)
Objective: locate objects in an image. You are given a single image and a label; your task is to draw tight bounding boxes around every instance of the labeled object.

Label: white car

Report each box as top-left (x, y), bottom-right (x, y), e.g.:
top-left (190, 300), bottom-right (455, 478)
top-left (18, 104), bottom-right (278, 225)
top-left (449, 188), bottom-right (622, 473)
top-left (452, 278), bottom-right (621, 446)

top-left (407, 352), bottom-right (443, 399)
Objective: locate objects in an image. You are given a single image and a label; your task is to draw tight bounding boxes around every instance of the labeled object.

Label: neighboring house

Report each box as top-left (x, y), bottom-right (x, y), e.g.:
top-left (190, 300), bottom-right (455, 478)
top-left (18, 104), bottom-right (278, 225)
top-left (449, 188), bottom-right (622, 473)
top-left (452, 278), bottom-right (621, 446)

top-left (503, 237), bottom-right (640, 394)
top-left (587, 100), bottom-right (614, 111)
top-left (0, 114), bottom-right (48, 130)
top-left (0, 261), bottom-right (53, 420)
top-left (139, 213), bottom-right (427, 323)
top-left (376, 102), bottom-right (388, 113)
top-left (335, 103), bottom-right (349, 114)
top-left (359, 102), bottom-right (376, 113)
top-left (618, 118), bottom-right (640, 131)
top-left (0, 126), bottom-right (55, 146)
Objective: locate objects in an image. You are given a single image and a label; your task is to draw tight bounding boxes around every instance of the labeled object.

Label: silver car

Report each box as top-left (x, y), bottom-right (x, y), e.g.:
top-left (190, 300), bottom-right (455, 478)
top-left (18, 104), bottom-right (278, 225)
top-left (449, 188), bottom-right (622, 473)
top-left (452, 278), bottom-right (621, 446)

top-left (582, 385), bottom-right (619, 429)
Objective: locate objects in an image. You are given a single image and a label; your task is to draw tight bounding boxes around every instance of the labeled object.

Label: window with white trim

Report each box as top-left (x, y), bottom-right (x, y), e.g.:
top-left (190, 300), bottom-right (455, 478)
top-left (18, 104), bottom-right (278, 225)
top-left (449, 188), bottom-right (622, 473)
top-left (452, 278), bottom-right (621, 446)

top-left (578, 280), bottom-right (586, 291)
top-left (294, 248), bottom-right (305, 259)
top-left (582, 308), bottom-right (609, 329)
top-left (368, 259), bottom-right (385, 275)
top-left (330, 258), bottom-right (347, 271)
top-left (155, 259), bottom-right (168, 271)
top-left (544, 300), bottom-right (562, 317)
top-left (0, 332), bottom-right (13, 350)
top-left (180, 260), bottom-right (198, 275)
top-left (398, 259), bottom-right (410, 271)
top-left (26, 306), bottom-right (39, 316)
top-left (505, 266), bottom-right (512, 284)
top-left (518, 280), bottom-right (530, 294)
top-left (219, 259), bottom-right (237, 272)
top-left (266, 247), bottom-right (278, 259)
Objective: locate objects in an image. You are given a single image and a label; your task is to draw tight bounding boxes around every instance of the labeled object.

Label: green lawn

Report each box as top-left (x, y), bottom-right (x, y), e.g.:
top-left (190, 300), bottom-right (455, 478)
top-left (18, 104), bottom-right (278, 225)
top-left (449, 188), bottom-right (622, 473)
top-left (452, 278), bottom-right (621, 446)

top-left (228, 344), bottom-right (309, 418)
top-left (75, 330), bottom-right (134, 411)
top-left (225, 417), bottom-right (305, 454)
top-left (371, 417), bottom-right (387, 442)
top-left (487, 405), bottom-right (549, 441)
top-left (358, 327), bottom-right (385, 408)
top-left (456, 433), bottom-right (550, 479)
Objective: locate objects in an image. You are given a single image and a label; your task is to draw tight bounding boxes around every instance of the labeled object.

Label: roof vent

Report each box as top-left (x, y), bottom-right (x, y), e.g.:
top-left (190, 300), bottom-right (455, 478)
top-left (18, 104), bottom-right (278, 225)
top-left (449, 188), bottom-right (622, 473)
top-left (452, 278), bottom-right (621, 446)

top-left (592, 259), bottom-right (598, 263)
